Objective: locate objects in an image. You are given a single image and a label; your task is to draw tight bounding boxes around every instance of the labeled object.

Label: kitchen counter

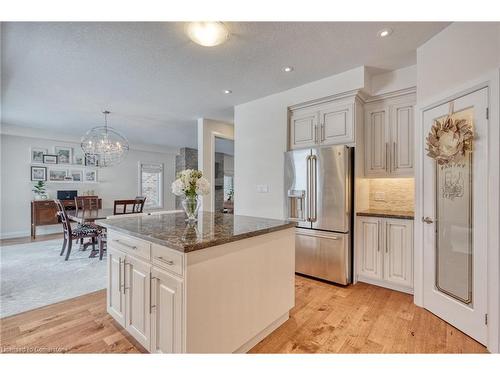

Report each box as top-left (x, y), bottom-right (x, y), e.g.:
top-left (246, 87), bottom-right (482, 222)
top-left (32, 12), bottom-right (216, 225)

top-left (101, 211), bottom-right (295, 353)
top-left (356, 209), bottom-right (414, 220)
top-left (96, 211), bottom-right (295, 252)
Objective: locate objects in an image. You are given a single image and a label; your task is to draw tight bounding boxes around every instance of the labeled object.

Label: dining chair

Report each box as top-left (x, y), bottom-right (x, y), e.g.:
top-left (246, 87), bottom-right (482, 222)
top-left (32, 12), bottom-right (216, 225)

top-left (96, 198), bottom-right (147, 261)
top-left (74, 195), bottom-right (99, 211)
top-left (113, 198), bottom-right (146, 215)
top-left (74, 195), bottom-right (100, 247)
top-left (54, 199), bottom-right (101, 261)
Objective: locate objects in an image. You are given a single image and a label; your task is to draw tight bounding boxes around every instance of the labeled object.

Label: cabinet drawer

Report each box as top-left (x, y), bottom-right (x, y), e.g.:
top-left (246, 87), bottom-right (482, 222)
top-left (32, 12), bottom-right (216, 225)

top-left (108, 232), bottom-right (151, 261)
top-left (151, 244), bottom-right (183, 277)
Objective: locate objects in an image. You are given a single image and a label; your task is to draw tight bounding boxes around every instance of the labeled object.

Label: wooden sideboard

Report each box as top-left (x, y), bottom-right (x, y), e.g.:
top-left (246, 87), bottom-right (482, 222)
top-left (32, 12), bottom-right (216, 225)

top-left (30, 199), bottom-right (101, 239)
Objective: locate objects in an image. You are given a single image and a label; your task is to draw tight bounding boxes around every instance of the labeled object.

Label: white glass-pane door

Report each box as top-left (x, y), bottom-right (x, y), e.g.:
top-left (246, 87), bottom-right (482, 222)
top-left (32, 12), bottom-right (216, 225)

top-left (435, 108), bottom-right (474, 305)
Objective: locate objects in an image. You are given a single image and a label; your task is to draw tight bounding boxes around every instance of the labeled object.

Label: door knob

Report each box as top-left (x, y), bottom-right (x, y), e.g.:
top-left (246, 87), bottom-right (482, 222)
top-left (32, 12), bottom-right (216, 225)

top-left (422, 216), bottom-right (434, 224)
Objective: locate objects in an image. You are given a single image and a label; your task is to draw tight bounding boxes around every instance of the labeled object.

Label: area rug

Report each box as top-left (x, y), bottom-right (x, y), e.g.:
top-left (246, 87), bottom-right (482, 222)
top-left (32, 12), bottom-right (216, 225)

top-left (0, 239), bottom-right (106, 318)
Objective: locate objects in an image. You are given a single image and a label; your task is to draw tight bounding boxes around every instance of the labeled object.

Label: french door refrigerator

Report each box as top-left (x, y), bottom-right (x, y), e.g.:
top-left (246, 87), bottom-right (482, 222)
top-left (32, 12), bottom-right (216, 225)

top-left (284, 145), bottom-right (352, 285)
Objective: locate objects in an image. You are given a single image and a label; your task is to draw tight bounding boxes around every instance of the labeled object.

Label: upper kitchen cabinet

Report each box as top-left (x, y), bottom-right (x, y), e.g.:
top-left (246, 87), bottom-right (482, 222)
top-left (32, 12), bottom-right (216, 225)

top-left (289, 94), bottom-right (362, 150)
top-left (319, 102), bottom-right (354, 145)
top-left (289, 108), bottom-right (319, 149)
top-left (364, 92), bottom-right (416, 177)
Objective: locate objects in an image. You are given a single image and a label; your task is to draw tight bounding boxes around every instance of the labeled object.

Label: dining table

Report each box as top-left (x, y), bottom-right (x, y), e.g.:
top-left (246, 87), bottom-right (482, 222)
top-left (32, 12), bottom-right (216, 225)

top-left (66, 208), bottom-right (116, 224)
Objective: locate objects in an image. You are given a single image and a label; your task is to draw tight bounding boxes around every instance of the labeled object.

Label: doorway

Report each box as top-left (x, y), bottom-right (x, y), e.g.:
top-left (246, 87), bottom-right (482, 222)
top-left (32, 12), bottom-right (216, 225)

top-left (214, 136), bottom-right (234, 214)
top-left (422, 87), bottom-right (488, 345)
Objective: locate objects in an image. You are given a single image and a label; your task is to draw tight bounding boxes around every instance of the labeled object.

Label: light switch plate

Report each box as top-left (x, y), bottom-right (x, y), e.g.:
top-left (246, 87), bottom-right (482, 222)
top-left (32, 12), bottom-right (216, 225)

top-left (257, 184), bottom-right (269, 193)
top-left (374, 191), bottom-right (386, 201)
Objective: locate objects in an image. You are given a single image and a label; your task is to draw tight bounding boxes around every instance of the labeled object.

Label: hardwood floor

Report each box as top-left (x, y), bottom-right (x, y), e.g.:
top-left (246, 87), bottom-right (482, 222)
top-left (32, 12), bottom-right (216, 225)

top-left (0, 276), bottom-right (487, 354)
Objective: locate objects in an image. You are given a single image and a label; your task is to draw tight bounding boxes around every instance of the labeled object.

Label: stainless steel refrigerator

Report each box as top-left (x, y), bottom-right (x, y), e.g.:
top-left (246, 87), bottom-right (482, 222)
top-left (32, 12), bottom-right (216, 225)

top-left (284, 145), bottom-right (352, 285)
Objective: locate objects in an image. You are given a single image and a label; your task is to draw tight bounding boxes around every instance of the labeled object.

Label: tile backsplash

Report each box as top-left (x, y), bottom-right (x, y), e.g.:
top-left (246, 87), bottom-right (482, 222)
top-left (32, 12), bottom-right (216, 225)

top-left (368, 178), bottom-right (414, 212)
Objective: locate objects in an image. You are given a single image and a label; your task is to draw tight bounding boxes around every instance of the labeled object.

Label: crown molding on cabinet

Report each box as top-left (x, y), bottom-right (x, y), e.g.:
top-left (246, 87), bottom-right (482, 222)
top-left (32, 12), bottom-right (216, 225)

top-left (288, 86), bottom-right (417, 113)
top-left (288, 89), bottom-right (364, 111)
top-left (360, 86), bottom-right (417, 103)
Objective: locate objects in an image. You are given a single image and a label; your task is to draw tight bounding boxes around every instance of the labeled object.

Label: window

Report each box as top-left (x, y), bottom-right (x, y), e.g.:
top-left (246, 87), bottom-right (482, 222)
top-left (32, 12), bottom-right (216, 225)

top-left (138, 162), bottom-right (163, 209)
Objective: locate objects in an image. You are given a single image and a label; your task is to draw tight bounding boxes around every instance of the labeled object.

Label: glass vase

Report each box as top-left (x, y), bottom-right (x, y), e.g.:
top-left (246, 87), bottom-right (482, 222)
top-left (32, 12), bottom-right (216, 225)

top-left (182, 196), bottom-right (201, 222)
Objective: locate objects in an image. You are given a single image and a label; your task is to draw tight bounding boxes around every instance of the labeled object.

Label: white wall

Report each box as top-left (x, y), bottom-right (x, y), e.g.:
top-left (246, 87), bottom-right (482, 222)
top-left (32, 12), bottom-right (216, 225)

top-left (197, 118), bottom-right (234, 212)
top-left (0, 132), bottom-right (178, 238)
top-left (414, 22), bottom-right (500, 352)
top-left (234, 66), bottom-right (365, 219)
top-left (370, 65), bottom-right (416, 96)
top-left (417, 22), bottom-right (500, 103)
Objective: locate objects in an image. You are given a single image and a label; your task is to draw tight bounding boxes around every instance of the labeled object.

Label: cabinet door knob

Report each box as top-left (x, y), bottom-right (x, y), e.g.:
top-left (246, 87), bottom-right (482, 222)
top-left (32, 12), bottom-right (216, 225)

top-left (422, 216), bottom-right (434, 224)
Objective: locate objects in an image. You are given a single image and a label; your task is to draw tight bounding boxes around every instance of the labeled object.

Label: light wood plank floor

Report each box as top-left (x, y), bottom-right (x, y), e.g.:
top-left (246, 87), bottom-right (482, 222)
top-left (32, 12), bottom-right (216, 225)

top-left (0, 276), bottom-right (487, 353)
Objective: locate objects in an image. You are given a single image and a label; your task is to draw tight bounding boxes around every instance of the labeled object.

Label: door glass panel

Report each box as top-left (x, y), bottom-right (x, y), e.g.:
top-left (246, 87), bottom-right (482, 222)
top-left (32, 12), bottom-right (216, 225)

top-left (435, 107), bottom-right (473, 305)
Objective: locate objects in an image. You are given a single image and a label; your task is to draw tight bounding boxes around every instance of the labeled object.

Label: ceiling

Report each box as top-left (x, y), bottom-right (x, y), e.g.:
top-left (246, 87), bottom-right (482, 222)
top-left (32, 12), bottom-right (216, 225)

top-left (1, 22), bottom-right (449, 149)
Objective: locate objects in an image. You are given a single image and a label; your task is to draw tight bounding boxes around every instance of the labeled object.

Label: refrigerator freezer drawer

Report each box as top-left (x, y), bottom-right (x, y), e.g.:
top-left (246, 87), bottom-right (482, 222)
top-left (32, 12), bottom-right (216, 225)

top-left (295, 228), bottom-right (351, 285)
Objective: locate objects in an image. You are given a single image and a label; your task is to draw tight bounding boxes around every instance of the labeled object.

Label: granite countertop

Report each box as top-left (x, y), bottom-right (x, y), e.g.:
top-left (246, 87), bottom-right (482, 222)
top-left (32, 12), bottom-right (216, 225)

top-left (356, 209), bottom-right (414, 220)
top-left (96, 211), bottom-right (295, 253)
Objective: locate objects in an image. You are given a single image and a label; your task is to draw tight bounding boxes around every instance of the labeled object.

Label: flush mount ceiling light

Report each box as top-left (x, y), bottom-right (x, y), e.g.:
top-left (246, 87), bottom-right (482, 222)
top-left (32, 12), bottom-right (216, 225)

top-left (378, 28), bottom-right (393, 38)
top-left (81, 110), bottom-right (129, 167)
top-left (223, 89), bottom-right (232, 94)
top-left (283, 66), bottom-right (294, 73)
top-left (186, 22), bottom-right (230, 47)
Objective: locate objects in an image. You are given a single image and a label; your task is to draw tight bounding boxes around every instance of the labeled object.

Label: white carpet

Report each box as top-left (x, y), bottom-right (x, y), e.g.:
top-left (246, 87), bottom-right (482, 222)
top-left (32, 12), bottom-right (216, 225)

top-left (0, 239), bottom-right (106, 318)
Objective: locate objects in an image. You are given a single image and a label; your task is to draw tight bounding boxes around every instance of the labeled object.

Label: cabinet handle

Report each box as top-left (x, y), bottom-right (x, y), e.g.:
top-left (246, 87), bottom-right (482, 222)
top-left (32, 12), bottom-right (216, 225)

top-left (393, 141), bottom-right (397, 170)
top-left (123, 262), bottom-right (129, 291)
top-left (314, 124), bottom-right (318, 143)
top-left (157, 256), bottom-right (174, 265)
top-left (114, 239), bottom-right (137, 250)
top-left (149, 273), bottom-right (154, 314)
top-left (377, 221), bottom-right (381, 252)
top-left (385, 222), bottom-right (389, 253)
top-left (385, 143), bottom-right (389, 172)
top-left (119, 258), bottom-right (124, 293)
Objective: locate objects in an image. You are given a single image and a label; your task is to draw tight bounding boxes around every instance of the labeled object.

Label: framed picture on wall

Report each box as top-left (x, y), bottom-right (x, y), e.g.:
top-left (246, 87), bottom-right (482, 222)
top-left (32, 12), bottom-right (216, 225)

top-left (31, 147), bottom-right (48, 163)
top-left (54, 146), bottom-right (73, 164)
top-left (73, 150), bottom-right (85, 165)
top-left (31, 166), bottom-right (47, 181)
top-left (84, 170), bottom-right (97, 183)
top-left (43, 154), bottom-right (58, 164)
top-left (70, 170), bottom-right (83, 182)
top-left (49, 169), bottom-right (68, 182)
top-left (85, 154), bottom-right (99, 167)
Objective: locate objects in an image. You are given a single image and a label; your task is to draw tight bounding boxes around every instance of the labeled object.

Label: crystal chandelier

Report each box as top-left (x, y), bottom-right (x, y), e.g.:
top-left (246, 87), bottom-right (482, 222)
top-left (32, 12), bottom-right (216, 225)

top-left (81, 111), bottom-right (129, 167)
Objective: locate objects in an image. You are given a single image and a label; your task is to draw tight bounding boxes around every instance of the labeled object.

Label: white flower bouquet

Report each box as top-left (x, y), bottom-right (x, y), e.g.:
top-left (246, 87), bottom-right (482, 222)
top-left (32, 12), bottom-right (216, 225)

top-left (171, 169), bottom-right (210, 222)
top-left (171, 169), bottom-right (210, 198)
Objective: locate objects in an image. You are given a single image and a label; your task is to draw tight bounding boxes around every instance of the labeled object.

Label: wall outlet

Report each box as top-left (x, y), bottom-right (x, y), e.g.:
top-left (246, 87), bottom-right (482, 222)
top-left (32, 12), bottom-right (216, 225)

top-left (374, 191), bottom-right (386, 201)
top-left (256, 184), bottom-right (269, 193)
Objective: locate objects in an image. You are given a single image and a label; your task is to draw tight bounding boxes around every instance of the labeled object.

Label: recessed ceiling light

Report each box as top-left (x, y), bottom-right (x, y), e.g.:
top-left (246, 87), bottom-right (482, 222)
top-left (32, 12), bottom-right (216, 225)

top-left (186, 22), bottom-right (230, 47)
top-left (378, 28), bottom-right (393, 38)
top-left (223, 89), bottom-right (232, 94)
top-left (283, 66), bottom-right (294, 73)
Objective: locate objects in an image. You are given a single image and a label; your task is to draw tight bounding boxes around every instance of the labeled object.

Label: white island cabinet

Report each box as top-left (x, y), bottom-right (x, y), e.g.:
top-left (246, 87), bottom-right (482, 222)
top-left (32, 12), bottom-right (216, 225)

top-left (99, 212), bottom-right (296, 353)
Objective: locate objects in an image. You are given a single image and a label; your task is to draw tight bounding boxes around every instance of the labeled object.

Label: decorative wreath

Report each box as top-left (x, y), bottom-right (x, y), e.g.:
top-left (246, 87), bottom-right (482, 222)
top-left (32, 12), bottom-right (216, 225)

top-left (426, 115), bottom-right (474, 165)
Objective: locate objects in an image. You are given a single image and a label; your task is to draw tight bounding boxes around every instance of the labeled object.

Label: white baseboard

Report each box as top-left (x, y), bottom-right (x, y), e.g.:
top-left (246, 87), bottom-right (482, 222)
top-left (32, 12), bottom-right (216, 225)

top-left (0, 226), bottom-right (62, 240)
top-left (233, 312), bottom-right (290, 353)
top-left (357, 275), bottom-right (414, 295)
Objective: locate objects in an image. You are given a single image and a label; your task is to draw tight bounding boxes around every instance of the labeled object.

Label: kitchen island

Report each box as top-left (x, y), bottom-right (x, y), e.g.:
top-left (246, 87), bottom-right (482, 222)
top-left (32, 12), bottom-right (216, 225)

top-left (96, 211), bottom-right (296, 353)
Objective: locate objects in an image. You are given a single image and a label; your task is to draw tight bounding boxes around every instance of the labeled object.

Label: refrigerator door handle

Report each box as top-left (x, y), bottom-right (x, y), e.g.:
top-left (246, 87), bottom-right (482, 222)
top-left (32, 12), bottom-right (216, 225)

top-left (306, 155), bottom-right (311, 222)
top-left (310, 155), bottom-right (317, 223)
